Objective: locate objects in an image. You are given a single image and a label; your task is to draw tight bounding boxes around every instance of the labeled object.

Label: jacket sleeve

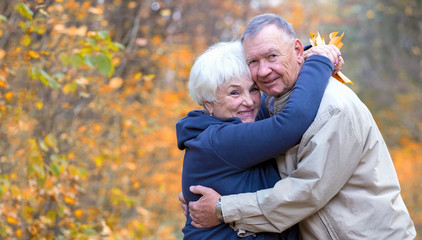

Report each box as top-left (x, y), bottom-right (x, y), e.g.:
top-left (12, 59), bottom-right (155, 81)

top-left (255, 93), bottom-right (270, 121)
top-left (212, 55), bottom-right (333, 170)
top-left (221, 107), bottom-right (364, 234)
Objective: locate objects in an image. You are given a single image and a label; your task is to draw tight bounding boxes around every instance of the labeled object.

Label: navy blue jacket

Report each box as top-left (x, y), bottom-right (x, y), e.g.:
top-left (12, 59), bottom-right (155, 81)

top-left (176, 55), bottom-right (334, 239)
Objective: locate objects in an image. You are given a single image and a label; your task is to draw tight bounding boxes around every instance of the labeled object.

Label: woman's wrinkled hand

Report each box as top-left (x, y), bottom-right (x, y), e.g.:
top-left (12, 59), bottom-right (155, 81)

top-left (179, 192), bottom-right (188, 217)
top-left (304, 45), bottom-right (344, 75)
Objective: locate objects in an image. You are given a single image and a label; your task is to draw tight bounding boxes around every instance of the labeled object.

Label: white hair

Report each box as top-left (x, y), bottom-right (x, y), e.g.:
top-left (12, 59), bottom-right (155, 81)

top-left (188, 41), bottom-right (251, 106)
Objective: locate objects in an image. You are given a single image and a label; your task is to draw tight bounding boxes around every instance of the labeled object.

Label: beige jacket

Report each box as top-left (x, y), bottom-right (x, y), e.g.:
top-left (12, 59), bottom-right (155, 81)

top-left (222, 78), bottom-right (416, 239)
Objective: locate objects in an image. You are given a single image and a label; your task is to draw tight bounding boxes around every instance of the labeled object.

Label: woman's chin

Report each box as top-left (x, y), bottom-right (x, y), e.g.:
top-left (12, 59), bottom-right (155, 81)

top-left (240, 117), bottom-right (255, 123)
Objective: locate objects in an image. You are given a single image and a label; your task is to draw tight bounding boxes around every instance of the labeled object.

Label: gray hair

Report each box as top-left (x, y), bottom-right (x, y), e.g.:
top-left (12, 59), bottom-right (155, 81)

top-left (241, 14), bottom-right (297, 42)
top-left (188, 41), bottom-right (251, 106)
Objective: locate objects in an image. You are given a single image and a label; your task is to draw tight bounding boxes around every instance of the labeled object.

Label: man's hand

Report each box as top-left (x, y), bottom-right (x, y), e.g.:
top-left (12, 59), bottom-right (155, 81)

top-left (179, 192), bottom-right (187, 216)
top-left (304, 45), bottom-right (344, 74)
top-left (189, 185), bottom-right (222, 228)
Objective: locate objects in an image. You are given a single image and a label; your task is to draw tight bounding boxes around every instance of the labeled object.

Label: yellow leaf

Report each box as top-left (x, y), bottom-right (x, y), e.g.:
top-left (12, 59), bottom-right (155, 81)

top-left (35, 101), bottom-right (43, 110)
top-left (309, 31), bottom-right (353, 85)
top-left (0, 49), bottom-right (5, 59)
top-left (21, 34), bottom-right (31, 46)
top-left (134, 72), bottom-right (143, 80)
top-left (45, 134), bottom-right (58, 149)
top-left (28, 50), bottom-right (40, 59)
top-left (6, 215), bottom-right (19, 225)
top-left (63, 82), bottom-right (77, 94)
top-left (63, 195), bottom-right (77, 205)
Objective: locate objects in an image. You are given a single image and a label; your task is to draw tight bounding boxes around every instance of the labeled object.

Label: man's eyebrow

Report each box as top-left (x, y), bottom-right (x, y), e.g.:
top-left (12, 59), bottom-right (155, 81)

top-left (245, 48), bottom-right (279, 62)
top-left (265, 48), bottom-right (279, 55)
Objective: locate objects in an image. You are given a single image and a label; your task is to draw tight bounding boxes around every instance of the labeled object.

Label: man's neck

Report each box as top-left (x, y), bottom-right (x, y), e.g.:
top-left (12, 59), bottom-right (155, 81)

top-left (267, 90), bottom-right (293, 116)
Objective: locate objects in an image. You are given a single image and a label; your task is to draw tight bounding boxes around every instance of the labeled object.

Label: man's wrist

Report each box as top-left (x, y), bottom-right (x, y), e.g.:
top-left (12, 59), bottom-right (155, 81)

top-left (215, 197), bottom-right (225, 223)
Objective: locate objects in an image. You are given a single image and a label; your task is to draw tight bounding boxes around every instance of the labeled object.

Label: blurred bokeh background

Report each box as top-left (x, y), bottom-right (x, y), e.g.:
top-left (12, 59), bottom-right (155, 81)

top-left (0, 0), bottom-right (420, 239)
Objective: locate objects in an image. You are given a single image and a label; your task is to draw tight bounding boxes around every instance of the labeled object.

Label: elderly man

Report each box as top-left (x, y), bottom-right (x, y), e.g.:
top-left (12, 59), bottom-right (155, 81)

top-left (187, 14), bottom-right (416, 239)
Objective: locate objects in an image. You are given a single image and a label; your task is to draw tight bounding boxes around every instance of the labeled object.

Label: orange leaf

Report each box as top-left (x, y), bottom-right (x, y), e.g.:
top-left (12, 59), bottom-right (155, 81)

top-left (309, 31), bottom-right (353, 85)
top-left (334, 71), bottom-right (354, 85)
top-left (74, 209), bottom-right (84, 218)
top-left (0, 79), bottom-right (8, 88)
top-left (16, 229), bottom-right (22, 238)
top-left (109, 77), bottom-right (123, 89)
top-left (329, 32), bottom-right (344, 50)
top-left (4, 91), bottom-right (13, 102)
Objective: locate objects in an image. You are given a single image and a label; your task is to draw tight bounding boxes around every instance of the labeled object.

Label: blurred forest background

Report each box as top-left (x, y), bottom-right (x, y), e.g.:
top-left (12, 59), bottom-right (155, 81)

top-left (0, 0), bottom-right (420, 239)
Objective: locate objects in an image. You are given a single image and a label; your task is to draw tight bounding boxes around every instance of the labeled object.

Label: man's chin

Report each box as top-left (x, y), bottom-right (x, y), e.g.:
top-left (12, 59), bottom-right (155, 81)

top-left (266, 87), bottom-right (287, 98)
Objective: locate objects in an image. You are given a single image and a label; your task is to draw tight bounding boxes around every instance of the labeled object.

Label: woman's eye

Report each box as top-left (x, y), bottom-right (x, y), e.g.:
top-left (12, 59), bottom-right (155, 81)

top-left (230, 91), bottom-right (240, 95)
top-left (250, 87), bottom-right (260, 93)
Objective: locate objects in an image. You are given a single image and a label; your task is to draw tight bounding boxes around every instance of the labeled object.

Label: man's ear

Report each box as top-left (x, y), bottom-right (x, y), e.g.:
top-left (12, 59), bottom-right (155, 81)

top-left (293, 39), bottom-right (304, 64)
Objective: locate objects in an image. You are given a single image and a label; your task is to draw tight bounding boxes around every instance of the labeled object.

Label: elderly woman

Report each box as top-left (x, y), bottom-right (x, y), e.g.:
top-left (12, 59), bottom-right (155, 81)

top-left (176, 41), bottom-right (337, 239)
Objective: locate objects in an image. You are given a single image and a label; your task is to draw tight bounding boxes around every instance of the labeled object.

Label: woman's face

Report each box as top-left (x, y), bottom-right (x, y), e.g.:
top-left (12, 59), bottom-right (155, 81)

top-left (205, 75), bottom-right (261, 123)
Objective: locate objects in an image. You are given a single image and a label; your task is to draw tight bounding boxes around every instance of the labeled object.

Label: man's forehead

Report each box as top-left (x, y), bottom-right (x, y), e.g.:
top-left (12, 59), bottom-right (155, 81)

top-left (244, 46), bottom-right (278, 58)
top-left (243, 35), bottom-right (292, 57)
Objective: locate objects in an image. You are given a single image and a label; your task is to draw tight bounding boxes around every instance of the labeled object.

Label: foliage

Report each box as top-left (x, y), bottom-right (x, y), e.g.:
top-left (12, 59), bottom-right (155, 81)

top-left (0, 0), bottom-right (420, 239)
top-left (392, 138), bottom-right (422, 234)
top-left (0, 0), bottom-right (195, 238)
top-left (323, 0), bottom-right (422, 146)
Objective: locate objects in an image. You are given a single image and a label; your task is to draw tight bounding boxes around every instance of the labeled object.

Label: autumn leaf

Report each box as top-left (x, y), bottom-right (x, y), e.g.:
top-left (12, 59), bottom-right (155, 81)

top-left (309, 31), bottom-right (353, 85)
top-left (74, 209), bottom-right (84, 219)
top-left (63, 195), bottom-right (77, 205)
top-left (14, 3), bottom-right (33, 20)
top-left (5, 215), bottom-right (19, 225)
top-left (28, 50), bottom-right (40, 59)
top-left (96, 53), bottom-right (113, 76)
top-left (4, 91), bottom-right (13, 102)
top-left (329, 32), bottom-right (344, 49)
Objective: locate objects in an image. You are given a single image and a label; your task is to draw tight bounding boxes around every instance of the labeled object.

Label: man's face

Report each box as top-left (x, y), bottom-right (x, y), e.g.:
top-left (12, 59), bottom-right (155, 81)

top-left (243, 24), bottom-right (304, 98)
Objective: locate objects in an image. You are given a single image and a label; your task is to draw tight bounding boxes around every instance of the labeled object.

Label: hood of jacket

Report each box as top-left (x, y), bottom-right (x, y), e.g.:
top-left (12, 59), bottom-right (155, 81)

top-left (176, 110), bottom-right (242, 150)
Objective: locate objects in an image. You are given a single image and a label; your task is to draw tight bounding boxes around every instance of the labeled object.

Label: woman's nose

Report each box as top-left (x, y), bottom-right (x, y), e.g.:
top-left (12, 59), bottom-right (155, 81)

top-left (243, 94), bottom-right (254, 106)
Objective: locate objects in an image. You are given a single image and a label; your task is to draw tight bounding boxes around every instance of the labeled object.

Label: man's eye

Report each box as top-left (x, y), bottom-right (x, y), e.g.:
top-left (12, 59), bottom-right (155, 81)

top-left (248, 60), bottom-right (257, 67)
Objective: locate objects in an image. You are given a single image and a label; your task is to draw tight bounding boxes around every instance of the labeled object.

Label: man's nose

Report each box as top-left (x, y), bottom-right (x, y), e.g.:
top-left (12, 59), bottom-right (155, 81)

top-left (258, 61), bottom-right (271, 77)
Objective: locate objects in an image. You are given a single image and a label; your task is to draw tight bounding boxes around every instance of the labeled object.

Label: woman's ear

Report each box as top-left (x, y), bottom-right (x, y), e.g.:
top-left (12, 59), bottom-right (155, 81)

top-left (203, 101), bottom-right (213, 116)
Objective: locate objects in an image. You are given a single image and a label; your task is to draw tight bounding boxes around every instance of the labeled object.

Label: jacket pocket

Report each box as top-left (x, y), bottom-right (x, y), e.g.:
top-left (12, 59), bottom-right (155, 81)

top-left (298, 210), bottom-right (339, 240)
top-left (317, 210), bottom-right (339, 240)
